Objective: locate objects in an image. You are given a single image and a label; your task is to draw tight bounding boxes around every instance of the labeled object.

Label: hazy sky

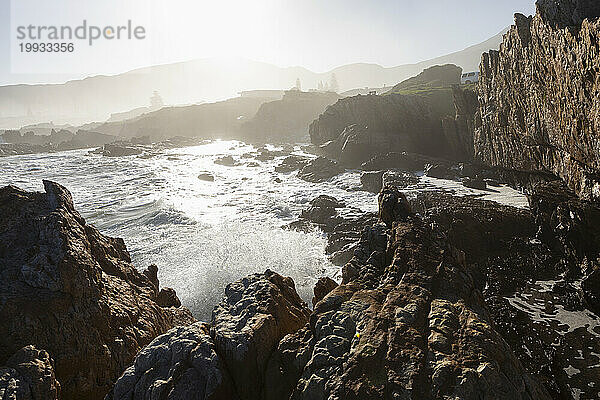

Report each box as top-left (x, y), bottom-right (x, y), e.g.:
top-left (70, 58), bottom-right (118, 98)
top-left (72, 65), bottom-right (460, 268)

top-left (1, 0), bottom-right (536, 85)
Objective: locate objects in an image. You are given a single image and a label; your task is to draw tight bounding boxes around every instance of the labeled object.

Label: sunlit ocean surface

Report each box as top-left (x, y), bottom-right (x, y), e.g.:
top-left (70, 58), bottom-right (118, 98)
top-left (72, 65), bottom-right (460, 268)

top-left (0, 139), bottom-right (528, 319)
top-left (0, 140), bottom-right (377, 319)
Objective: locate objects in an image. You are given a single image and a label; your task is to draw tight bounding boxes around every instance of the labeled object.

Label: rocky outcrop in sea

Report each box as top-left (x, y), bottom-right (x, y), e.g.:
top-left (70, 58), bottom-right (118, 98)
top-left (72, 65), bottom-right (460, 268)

top-left (308, 65), bottom-right (469, 166)
top-left (2, 1), bottom-right (600, 398)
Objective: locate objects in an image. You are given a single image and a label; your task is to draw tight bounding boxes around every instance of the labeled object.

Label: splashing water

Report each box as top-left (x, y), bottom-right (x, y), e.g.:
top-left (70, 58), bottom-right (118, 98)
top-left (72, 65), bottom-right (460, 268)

top-left (0, 139), bottom-right (529, 319)
top-left (0, 141), bottom-right (374, 319)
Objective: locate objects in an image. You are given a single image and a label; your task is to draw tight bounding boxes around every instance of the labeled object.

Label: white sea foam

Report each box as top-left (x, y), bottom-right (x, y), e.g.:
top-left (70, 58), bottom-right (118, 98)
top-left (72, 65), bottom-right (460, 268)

top-left (0, 140), bottom-right (530, 319)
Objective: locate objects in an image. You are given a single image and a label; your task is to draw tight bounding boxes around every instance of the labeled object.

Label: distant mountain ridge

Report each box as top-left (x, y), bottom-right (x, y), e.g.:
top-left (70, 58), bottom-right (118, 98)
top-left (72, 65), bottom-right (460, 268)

top-left (0, 29), bottom-right (507, 129)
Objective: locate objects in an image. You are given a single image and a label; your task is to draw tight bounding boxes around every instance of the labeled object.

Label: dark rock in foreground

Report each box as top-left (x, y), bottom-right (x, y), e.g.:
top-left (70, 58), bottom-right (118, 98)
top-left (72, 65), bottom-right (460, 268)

top-left (266, 189), bottom-right (550, 399)
top-left (409, 184), bottom-right (600, 398)
top-left (0, 346), bottom-right (60, 400)
top-left (211, 270), bottom-right (311, 400)
top-left (111, 270), bottom-right (311, 400)
top-left (0, 181), bottom-right (194, 400)
top-left (111, 322), bottom-right (237, 400)
top-left (101, 172), bottom-right (600, 399)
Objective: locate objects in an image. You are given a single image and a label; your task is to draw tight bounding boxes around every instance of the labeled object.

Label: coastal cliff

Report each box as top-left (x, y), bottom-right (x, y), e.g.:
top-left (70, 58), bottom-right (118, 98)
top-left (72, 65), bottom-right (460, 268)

top-left (2, 1), bottom-right (600, 398)
top-left (475, 0), bottom-right (600, 199)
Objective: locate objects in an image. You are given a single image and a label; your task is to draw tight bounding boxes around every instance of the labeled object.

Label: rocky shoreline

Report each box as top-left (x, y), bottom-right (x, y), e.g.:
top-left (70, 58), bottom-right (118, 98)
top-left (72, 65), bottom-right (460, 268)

top-left (2, 0), bottom-right (600, 399)
top-left (1, 174), bottom-right (598, 399)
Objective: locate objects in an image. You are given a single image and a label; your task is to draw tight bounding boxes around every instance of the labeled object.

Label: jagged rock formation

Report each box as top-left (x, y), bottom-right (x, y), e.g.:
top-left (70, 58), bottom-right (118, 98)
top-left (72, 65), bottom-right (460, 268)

top-left (407, 185), bottom-right (600, 398)
top-left (309, 95), bottom-right (450, 166)
top-left (309, 65), bottom-right (465, 166)
top-left (441, 86), bottom-right (479, 161)
top-left (275, 155), bottom-right (310, 173)
top-left (475, 0), bottom-right (600, 199)
top-left (211, 271), bottom-right (311, 400)
top-left (0, 346), bottom-right (60, 400)
top-left (266, 187), bottom-right (550, 399)
top-left (111, 270), bottom-right (311, 400)
top-left (311, 277), bottom-right (338, 307)
top-left (108, 179), bottom-right (600, 398)
top-left (110, 322), bottom-right (237, 400)
top-left (0, 181), bottom-right (194, 400)
top-left (297, 157), bottom-right (344, 183)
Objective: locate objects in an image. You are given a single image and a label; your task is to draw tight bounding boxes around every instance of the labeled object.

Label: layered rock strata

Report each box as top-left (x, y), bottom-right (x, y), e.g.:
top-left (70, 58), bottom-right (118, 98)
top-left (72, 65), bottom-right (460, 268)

top-left (475, 1), bottom-right (600, 199)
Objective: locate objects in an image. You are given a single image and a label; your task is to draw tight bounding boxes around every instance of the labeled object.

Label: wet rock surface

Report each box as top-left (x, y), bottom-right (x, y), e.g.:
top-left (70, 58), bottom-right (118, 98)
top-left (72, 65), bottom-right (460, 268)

top-left (0, 181), bottom-right (194, 400)
top-left (11, 175), bottom-right (596, 399)
top-left (288, 195), bottom-right (377, 267)
top-left (407, 183), bottom-right (600, 398)
top-left (198, 172), bottom-right (216, 182)
top-left (94, 142), bottom-right (146, 157)
top-left (297, 157), bottom-right (344, 183)
top-left (361, 170), bottom-right (420, 193)
top-left (214, 155), bottom-right (240, 166)
top-left (360, 171), bottom-right (384, 193)
top-left (275, 155), bottom-right (310, 173)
